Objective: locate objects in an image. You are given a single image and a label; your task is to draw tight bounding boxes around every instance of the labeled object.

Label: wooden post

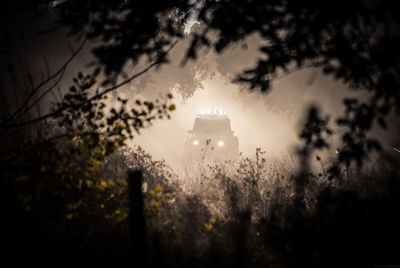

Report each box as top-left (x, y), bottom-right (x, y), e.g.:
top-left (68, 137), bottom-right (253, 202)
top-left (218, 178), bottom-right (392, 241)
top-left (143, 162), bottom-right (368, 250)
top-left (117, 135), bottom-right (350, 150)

top-left (128, 169), bottom-right (148, 267)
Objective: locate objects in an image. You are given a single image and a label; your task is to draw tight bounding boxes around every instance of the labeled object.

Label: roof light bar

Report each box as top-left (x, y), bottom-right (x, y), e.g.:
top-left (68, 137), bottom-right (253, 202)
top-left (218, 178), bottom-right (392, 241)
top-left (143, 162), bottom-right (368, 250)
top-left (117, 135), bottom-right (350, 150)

top-left (198, 107), bottom-right (225, 115)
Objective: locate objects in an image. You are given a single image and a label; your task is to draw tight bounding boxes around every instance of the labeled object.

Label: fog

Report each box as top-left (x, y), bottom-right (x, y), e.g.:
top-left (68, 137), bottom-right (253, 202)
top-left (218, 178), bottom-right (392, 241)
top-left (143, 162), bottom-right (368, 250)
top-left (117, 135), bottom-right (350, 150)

top-left (129, 74), bottom-right (299, 171)
top-left (125, 37), bottom-right (400, 171)
top-left (3, 13), bottom-right (398, 172)
top-left (124, 41), bottom-right (355, 171)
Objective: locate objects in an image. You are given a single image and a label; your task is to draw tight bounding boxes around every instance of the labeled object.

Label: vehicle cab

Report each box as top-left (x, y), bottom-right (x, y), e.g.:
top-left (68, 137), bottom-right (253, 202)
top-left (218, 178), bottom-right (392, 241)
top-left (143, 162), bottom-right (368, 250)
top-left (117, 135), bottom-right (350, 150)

top-left (183, 108), bottom-right (239, 164)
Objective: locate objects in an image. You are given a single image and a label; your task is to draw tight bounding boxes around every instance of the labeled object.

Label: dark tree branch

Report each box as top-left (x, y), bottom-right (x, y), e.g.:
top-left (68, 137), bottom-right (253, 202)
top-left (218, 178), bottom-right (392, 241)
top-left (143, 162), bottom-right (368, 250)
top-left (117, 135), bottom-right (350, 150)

top-left (1, 39), bottom-right (179, 130)
top-left (13, 66), bottom-right (66, 122)
top-left (89, 40), bottom-right (179, 102)
top-left (5, 39), bottom-right (87, 124)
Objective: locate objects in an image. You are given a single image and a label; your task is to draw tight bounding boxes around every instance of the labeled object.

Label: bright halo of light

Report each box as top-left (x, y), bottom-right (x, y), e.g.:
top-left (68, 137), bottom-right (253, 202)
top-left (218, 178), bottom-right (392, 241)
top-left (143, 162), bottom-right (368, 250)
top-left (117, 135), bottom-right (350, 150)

top-left (193, 140), bottom-right (199, 145)
top-left (198, 108), bottom-right (225, 115)
top-left (217, 140), bottom-right (224, 147)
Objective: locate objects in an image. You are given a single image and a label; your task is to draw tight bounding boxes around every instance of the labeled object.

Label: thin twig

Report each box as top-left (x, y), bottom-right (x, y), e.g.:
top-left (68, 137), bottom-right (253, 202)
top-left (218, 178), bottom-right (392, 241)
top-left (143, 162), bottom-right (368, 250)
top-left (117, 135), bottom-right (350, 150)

top-left (2, 133), bottom-right (70, 162)
top-left (272, 64), bottom-right (320, 82)
top-left (7, 39), bottom-right (87, 124)
top-left (0, 77), bottom-right (11, 118)
top-left (1, 40), bottom-right (179, 129)
top-left (88, 40), bottom-right (179, 102)
top-left (14, 67), bottom-right (66, 122)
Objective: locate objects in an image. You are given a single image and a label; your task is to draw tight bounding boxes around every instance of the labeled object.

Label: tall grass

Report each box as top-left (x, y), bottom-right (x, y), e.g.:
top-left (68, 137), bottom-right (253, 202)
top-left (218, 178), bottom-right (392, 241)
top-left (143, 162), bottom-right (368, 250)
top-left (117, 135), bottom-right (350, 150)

top-left (8, 144), bottom-right (400, 267)
top-left (96, 145), bottom-right (400, 267)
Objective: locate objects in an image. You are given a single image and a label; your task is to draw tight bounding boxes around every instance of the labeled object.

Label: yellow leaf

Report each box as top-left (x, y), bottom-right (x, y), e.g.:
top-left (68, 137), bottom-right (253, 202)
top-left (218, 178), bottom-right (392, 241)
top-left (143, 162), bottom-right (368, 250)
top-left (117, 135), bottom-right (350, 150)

top-left (204, 223), bottom-right (213, 231)
top-left (168, 104), bottom-right (176, 111)
top-left (86, 180), bottom-right (93, 188)
top-left (152, 201), bottom-right (159, 209)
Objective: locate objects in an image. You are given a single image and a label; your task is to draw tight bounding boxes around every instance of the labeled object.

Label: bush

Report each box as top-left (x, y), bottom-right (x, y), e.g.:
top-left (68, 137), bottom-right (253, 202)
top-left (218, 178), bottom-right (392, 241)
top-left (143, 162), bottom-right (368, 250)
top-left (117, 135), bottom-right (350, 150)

top-left (3, 143), bottom-right (400, 267)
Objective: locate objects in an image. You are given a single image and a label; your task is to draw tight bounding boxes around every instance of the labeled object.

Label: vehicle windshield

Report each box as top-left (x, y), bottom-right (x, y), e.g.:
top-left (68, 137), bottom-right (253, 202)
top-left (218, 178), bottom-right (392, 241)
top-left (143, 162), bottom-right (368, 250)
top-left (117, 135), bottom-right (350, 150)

top-left (192, 117), bottom-right (231, 134)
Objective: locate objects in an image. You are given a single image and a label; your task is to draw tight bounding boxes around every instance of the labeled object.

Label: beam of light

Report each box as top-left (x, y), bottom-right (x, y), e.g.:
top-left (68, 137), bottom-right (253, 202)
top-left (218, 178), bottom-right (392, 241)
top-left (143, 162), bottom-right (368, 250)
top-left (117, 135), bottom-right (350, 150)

top-left (217, 141), bottom-right (224, 147)
top-left (393, 147), bottom-right (400, 153)
top-left (193, 140), bottom-right (199, 145)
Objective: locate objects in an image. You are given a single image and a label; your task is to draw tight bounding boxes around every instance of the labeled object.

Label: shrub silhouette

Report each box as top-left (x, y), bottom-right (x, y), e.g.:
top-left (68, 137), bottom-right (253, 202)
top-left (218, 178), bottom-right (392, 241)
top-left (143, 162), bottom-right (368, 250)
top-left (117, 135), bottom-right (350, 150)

top-left (1, 1), bottom-right (400, 267)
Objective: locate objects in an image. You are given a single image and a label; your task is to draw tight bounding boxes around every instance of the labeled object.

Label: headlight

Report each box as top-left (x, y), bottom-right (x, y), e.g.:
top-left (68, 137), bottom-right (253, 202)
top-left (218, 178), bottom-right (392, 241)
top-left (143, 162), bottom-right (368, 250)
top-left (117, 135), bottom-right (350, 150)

top-left (217, 140), bottom-right (224, 147)
top-left (193, 140), bottom-right (199, 145)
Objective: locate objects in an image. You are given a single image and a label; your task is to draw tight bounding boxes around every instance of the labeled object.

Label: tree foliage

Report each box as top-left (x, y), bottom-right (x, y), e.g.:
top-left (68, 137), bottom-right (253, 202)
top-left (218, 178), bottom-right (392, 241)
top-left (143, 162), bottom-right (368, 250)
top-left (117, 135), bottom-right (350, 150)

top-left (187, 0), bottom-right (400, 169)
top-left (33, 0), bottom-right (399, 169)
top-left (1, 68), bottom-right (175, 221)
top-left (1, 1), bottom-right (400, 265)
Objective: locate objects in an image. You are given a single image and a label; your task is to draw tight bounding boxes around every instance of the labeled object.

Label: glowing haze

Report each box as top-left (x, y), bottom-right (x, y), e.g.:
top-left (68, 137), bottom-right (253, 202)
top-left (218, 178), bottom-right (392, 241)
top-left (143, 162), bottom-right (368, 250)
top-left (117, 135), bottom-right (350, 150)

top-left (3, 13), bottom-right (398, 172)
top-left (126, 38), bottom-right (399, 171)
top-left (130, 74), bottom-right (299, 171)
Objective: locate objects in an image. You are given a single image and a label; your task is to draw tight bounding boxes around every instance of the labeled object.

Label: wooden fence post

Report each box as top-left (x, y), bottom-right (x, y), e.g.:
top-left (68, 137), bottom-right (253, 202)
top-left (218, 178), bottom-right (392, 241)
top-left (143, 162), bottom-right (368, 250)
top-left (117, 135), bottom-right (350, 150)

top-left (128, 169), bottom-right (148, 267)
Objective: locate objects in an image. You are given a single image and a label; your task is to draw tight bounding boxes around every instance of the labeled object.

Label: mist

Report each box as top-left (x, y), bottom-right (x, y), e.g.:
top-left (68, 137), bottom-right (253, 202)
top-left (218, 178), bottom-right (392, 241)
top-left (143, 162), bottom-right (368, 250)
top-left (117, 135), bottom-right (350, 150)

top-left (124, 38), bottom-right (398, 171)
top-left (3, 2), bottom-right (400, 267)
top-left (2, 10), bottom-right (398, 173)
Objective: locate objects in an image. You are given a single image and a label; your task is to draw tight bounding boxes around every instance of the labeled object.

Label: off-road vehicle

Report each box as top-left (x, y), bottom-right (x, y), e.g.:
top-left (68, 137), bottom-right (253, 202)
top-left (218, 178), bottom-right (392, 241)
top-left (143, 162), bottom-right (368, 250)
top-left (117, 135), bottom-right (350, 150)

top-left (183, 109), bottom-right (239, 165)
